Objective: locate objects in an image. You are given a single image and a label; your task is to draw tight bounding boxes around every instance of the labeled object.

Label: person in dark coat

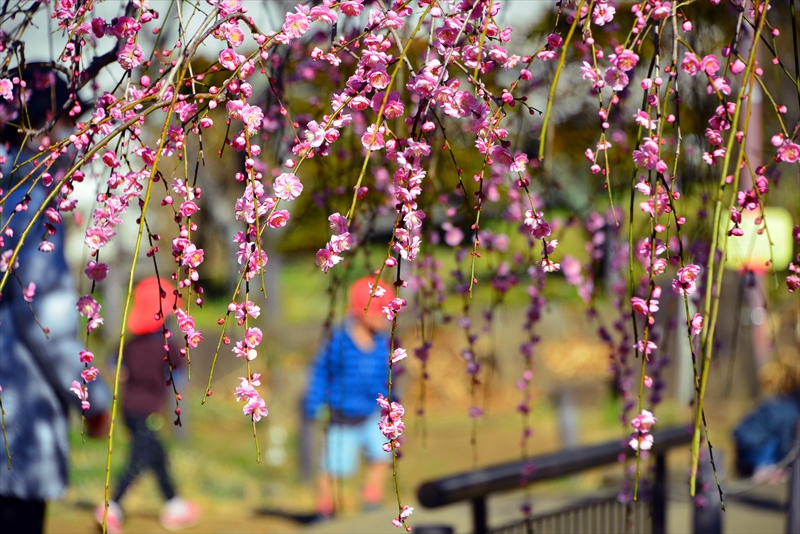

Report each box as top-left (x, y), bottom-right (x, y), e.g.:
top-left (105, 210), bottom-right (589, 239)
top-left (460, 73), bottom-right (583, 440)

top-left (734, 389), bottom-right (800, 481)
top-left (95, 276), bottom-right (199, 533)
top-left (0, 68), bottom-right (111, 534)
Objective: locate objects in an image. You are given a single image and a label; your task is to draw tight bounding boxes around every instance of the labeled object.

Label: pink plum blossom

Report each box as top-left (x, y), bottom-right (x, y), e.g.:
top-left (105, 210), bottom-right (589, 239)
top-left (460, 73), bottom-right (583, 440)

top-left (273, 173), bottom-right (303, 201)
top-left (672, 264), bottom-right (701, 295)
top-left (510, 153), bottom-right (528, 173)
top-left (316, 245), bottom-right (342, 272)
top-left (233, 340), bottom-right (257, 361)
top-left (604, 67), bottom-right (630, 91)
top-left (634, 110), bottom-right (657, 130)
top-left (536, 50), bottom-right (557, 61)
top-left (85, 261), bottom-right (109, 281)
top-left (303, 120), bottom-right (326, 147)
top-left (593, 2), bottom-right (616, 25)
top-left (777, 141), bottom-right (800, 163)
top-left (634, 340), bottom-right (657, 355)
top-left (691, 313), bottom-right (704, 336)
top-left (282, 10), bottom-right (310, 40)
top-left (22, 282), bottom-right (36, 302)
top-left (610, 49), bottom-right (639, 71)
top-left (77, 295), bottom-right (101, 318)
top-left (377, 393), bottom-right (405, 442)
top-left (243, 396), bottom-right (268, 421)
top-left (235, 379), bottom-right (258, 402)
top-left (219, 48), bottom-right (242, 70)
top-left (392, 505), bottom-right (414, 528)
top-left (361, 125), bottom-right (386, 151)
top-left (631, 296), bottom-right (659, 323)
top-left (182, 244), bottom-right (205, 268)
top-left (241, 104), bottom-right (263, 135)
top-left (328, 213), bottom-right (349, 234)
top-left (70, 381), bottom-right (90, 411)
top-left (632, 138), bottom-right (660, 170)
top-left (117, 42), bottom-right (143, 70)
top-left (701, 55), bottom-right (721, 75)
top-left (540, 258), bottom-right (560, 273)
top-left (267, 210), bottom-right (290, 228)
top-left (187, 329), bottom-right (203, 348)
top-left (330, 232), bottom-right (355, 253)
top-left (391, 348), bottom-right (407, 363)
top-left (0, 79), bottom-right (13, 100)
top-left (630, 434), bottom-right (654, 451)
top-left (244, 327), bottom-right (262, 348)
top-left (681, 53), bottom-right (702, 75)
top-left (81, 367), bottom-right (100, 383)
top-left (86, 316), bottom-right (104, 333)
top-left (632, 410), bottom-right (657, 432)
top-left (580, 62), bottom-right (604, 88)
top-left (84, 227), bottom-right (114, 250)
top-left (221, 21), bottom-right (245, 47)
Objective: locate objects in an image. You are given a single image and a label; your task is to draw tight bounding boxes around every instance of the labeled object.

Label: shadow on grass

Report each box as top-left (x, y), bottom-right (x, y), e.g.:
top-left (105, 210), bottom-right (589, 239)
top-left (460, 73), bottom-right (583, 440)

top-left (254, 507), bottom-right (328, 525)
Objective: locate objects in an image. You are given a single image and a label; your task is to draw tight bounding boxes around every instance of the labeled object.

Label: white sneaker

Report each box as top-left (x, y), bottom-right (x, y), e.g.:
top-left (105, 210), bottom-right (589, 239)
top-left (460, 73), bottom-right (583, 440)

top-left (160, 497), bottom-right (201, 531)
top-left (93, 500), bottom-right (124, 534)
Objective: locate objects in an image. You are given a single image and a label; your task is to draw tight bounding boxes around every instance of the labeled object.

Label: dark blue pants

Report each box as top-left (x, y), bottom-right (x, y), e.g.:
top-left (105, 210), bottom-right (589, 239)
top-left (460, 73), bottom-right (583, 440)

top-left (0, 495), bottom-right (45, 533)
top-left (113, 414), bottom-right (176, 503)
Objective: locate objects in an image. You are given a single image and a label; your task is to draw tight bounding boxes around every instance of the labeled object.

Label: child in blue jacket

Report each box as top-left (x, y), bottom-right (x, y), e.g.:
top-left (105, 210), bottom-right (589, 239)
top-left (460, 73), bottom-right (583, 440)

top-left (303, 276), bottom-right (396, 517)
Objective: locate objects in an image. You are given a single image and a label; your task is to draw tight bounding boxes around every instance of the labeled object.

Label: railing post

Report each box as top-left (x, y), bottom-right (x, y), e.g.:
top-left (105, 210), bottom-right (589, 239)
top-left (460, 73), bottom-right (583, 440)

top-left (472, 496), bottom-right (488, 534)
top-left (692, 451), bottom-right (722, 534)
top-left (787, 422), bottom-right (800, 534)
top-left (415, 526), bottom-right (454, 534)
top-left (652, 452), bottom-right (666, 534)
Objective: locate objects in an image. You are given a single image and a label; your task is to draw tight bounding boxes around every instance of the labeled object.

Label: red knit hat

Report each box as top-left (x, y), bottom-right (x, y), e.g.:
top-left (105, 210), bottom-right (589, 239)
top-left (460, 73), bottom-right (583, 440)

top-left (127, 276), bottom-right (180, 335)
top-left (349, 276), bottom-right (394, 317)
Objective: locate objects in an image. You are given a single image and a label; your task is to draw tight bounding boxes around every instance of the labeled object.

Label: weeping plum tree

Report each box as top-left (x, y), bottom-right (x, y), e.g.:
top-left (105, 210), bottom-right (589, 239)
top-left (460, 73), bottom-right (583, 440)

top-left (1, 0), bottom-right (799, 530)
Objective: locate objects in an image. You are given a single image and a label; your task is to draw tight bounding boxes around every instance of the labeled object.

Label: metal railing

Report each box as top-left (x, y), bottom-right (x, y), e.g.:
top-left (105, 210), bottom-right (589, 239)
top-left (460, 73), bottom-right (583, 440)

top-left (417, 425), bottom-right (706, 534)
top-left (491, 495), bottom-right (653, 534)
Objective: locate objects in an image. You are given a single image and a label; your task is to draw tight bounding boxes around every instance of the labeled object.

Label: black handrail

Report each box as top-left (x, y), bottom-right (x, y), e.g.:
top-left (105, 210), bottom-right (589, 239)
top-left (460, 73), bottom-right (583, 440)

top-left (418, 424), bottom-right (693, 508)
top-left (417, 424), bottom-right (696, 534)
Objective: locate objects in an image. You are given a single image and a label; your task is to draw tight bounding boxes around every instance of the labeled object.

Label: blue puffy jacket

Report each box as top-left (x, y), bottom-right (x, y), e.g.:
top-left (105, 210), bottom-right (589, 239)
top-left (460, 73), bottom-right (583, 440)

top-left (0, 146), bottom-right (110, 501)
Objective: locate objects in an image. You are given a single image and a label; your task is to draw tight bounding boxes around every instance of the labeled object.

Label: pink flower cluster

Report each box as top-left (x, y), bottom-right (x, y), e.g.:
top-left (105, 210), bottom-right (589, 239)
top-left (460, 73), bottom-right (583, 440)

top-left (175, 308), bottom-right (203, 349)
top-left (629, 409), bottom-right (657, 451)
top-left (236, 373), bottom-right (267, 422)
top-left (316, 213), bottom-right (354, 272)
top-left (76, 295), bottom-right (103, 333)
top-left (631, 288), bottom-right (660, 325)
top-left (672, 264), bottom-right (701, 296)
top-left (70, 380), bottom-right (91, 411)
top-left (377, 393), bottom-right (405, 450)
top-left (391, 505), bottom-right (413, 530)
top-left (787, 227), bottom-right (800, 293)
top-left (228, 299), bottom-right (261, 326)
top-left (0, 78), bottom-right (13, 100)
top-left (233, 327), bottom-right (261, 361)
top-left (85, 170), bottom-right (147, 252)
top-left (382, 297), bottom-right (407, 322)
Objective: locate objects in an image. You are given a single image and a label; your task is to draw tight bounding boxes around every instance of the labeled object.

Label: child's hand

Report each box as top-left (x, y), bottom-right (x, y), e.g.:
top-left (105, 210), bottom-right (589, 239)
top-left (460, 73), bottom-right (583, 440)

top-left (86, 411), bottom-right (110, 437)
